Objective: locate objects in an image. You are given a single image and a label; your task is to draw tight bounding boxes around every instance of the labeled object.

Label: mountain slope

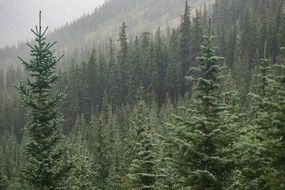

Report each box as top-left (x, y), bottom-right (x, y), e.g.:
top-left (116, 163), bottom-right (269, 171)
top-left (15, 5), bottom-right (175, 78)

top-left (0, 0), bottom-right (208, 71)
top-left (49, 0), bottom-right (208, 51)
top-left (0, 0), bottom-right (105, 47)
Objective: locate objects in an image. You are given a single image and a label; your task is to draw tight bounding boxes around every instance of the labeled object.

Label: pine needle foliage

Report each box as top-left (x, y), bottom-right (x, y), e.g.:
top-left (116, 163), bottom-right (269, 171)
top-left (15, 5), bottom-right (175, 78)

top-left (17, 11), bottom-right (71, 190)
top-left (166, 19), bottom-right (234, 190)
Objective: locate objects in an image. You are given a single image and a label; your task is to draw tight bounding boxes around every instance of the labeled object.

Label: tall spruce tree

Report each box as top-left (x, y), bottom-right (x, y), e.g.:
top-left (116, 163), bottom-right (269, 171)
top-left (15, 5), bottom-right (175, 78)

top-left (127, 100), bottom-right (157, 190)
top-left (179, 0), bottom-right (191, 97)
top-left (118, 22), bottom-right (129, 105)
top-left (166, 19), bottom-right (234, 190)
top-left (17, 12), bottom-right (71, 189)
top-left (232, 43), bottom-right (284, 190)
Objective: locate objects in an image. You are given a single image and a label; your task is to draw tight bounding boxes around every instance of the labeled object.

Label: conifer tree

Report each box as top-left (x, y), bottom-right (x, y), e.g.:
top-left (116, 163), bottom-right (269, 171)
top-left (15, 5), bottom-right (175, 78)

top-left (155, 28), bottom-right (167, 107)
top-left (232, 43), bottom-right (283, 189)
top-left (86, 49), bottom-right (98, 114)
top-left (147, 43), bottom-right (159, 102)
top-left (140, 32), bottom-right (151, 91)
top-left (191, 9), bottom-right (203, 67)
top-left (129, 36), bottom-right (142, 104)
top-left (118, 22), bottom-right (129, 105)
top-left (268, 47), bottom-right (285, 188)
top-left (65, 116), bottom-right (95, 190)
top-left (127, 100), bottom-right (157, 190)
top-left (166, 19), bottom-right (234, 190)
top-left (107, 39), bottom-right (120, 108)
top-left (89, 115), bottom-right (110, 189)
top-left (0, 131), bottom-right (22, 189)
top-left (97, 53), bottom-right (107, 112)
top-left (17, 12), bottom-right (71, 189)
top-left (179, 0), bottom-right (191, 97)
top-left (166, 29), bottom-right (180, 104)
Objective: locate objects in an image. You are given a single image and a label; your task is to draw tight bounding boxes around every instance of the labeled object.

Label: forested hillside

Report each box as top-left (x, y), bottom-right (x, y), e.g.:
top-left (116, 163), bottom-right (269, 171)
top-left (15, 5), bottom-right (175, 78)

top-left (0, 0), bottom-right (208, 71)
top-left (0, 0), bottom-right (285, 189)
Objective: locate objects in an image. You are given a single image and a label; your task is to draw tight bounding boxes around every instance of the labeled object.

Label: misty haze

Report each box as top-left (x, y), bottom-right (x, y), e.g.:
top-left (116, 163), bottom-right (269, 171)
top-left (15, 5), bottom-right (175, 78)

top-left (0, 0), bottom-right (105, 47)
top-left (0, 0), bottom-right (284, 189)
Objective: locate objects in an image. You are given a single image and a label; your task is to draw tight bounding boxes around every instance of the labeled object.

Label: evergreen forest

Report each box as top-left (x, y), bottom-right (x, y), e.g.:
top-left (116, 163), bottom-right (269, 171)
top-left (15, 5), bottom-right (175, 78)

top-left (0, 0), bottom-right (285, 189)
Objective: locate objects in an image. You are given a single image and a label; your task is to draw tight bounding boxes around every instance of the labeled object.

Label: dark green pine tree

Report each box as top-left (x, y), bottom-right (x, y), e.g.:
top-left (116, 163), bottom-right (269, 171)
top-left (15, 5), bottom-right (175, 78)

top-left (271, 47), bottom-right (285, 188)
top-left (179, 0), bottom-right (191, 97)
top-left (128, 36), bottom-right (141, 104)
top-left (191, 9), bottom-right (203, 68)
top-left (96, 53), bottom-right (107, 112)
top-left (155, 28), bottom-right (167, 107)
top-left (17, 12), bottom-right (71, 189)
top-left (232, 43), bottom-right (284, 190)
top-left (128, 132), bottom-right (156, 190)
top-left (65, 116), bottom-right (95, 190)
top-left (166, 29), bottom-right (180, 104)
top-left (118, 22), bottom-right (129, 105)
top-left (86, 49), bottom-right (98, 114)
top-left (278, 8), bottom-right (285, 48)
top-left (89, 114), bottom-right (110, 189)
top-left (127, 100), bottom-right (157, 190)
top-left (166, 19), bottom-right (234, 190)
top-left (140, 32), bottom-right (151, 91)
top-left (107, 39), bottom-right (120, 108)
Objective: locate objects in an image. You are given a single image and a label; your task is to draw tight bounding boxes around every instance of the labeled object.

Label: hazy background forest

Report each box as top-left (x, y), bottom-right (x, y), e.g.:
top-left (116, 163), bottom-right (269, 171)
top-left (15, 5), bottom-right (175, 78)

top-left (0, 0), bottom-right (284, 189)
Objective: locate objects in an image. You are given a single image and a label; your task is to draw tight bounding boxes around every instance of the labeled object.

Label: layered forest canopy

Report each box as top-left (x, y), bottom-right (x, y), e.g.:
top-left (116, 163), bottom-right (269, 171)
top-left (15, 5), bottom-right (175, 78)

top-left (0, 0), bottom-right (285, 189)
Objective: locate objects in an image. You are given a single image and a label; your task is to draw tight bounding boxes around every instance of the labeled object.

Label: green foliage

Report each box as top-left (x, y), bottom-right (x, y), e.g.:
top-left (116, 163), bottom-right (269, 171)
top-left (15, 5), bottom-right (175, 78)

top-left (127, 101), bottom-right (158, 190)
top-left (17, 12), bottom-right (71, 189)
top-left (165, 19), bottom-right (235, 190)
top-left (63, 116), bottom-right (95, 190)
top-left (232, 44), bottom-right (285, 190)
top-left (1, 1), bottom-right (285, 189)
top-left (179, 0), bottom-right (192, 96)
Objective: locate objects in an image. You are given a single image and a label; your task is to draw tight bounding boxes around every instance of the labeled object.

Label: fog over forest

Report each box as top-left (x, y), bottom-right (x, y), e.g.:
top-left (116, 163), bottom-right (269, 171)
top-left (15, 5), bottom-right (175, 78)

top-left (0, 0), bottom-right (284, 189)
top-left (0, 0), bottom-right (105, 47)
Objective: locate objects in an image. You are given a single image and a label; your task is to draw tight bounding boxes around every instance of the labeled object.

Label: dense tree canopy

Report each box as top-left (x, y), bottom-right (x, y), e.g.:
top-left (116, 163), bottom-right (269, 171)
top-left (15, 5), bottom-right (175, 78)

top-left (0, 0), bottom-right (285, 189)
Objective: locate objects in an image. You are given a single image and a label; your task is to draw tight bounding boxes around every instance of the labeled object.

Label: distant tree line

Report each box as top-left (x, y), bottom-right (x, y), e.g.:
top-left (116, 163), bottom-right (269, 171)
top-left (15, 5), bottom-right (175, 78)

top-left (0, 0), bottom-right (285, 189)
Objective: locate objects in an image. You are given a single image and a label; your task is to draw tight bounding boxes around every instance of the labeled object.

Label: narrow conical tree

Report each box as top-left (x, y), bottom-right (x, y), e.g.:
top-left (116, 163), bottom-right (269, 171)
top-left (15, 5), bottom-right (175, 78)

top-left (17, 12), bottom-right (71, 189)
top-left (65, 116), bottom-right (95, 190)
top-left (179, 0), bottom-right (191, 97)
top-left (166, 19), bottom-right (234, 190)
top-left (118, 22), bottom-right (129, 105)
top-left (127, 100), bottom-right (157, 190)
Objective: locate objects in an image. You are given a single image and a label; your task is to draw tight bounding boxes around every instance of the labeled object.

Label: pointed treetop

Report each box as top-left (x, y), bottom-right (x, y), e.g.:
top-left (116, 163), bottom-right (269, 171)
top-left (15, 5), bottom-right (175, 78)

top-left (184, 0), bottom-right (190, 16)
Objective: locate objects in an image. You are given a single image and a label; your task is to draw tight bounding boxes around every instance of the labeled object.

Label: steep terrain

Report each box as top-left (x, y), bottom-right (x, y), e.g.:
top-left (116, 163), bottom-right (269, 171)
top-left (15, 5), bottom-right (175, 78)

top-left (0, 0), bottom-right (208, 71)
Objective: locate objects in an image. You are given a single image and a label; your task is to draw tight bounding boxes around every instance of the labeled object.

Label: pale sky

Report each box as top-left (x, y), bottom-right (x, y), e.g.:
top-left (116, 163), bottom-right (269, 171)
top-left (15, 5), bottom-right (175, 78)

top-left (0, 0), bottom-right (106, 47)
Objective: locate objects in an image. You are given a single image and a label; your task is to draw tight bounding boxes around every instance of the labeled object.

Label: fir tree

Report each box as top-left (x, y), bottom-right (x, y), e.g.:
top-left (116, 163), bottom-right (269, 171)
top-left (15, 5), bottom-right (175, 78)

top-left (191, 9), bottom-right (203, 67)
top-left (65, 116), bottom-right (95, 190)
top-left (17, 12), bottom-right (71, 189)
top-left (166, 19), bottom-right (234, 190)
top-left (127, 100), bottom-right (157, 190)
top-left (86, 49), bottom-right (98, 114)
top-left (233, 43), bottom-right (283, 189)
top-left (118, 22), bottom-right (129, 105)
top-left (179, 0), bottom-right (191, 97)
top-left (155, 28), bottom-right (167, 107)
top-left (166, 29), bottom-right (180, 104)
top-left (269, 47), bottom-right (285, 188)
